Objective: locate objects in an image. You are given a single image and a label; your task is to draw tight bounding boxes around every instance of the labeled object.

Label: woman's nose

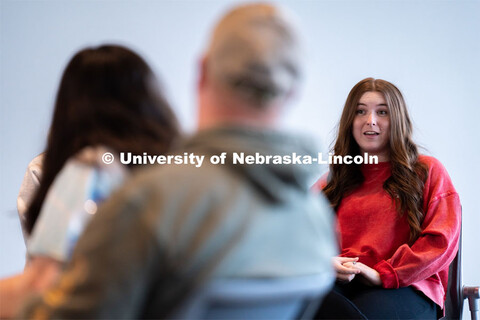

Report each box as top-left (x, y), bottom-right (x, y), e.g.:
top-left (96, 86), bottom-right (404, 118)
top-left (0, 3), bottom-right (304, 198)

top-left (366, 112), bottom-right (376, 126)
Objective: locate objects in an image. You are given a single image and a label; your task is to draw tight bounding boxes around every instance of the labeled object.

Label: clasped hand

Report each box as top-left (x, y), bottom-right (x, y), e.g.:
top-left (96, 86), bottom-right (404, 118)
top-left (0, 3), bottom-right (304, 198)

top-left (333, 256), bottom-right (381, 286)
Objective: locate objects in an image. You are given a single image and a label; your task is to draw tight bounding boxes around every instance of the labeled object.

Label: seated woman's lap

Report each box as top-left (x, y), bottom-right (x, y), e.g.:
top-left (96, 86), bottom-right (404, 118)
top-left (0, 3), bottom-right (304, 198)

top-left (316, 280), bottom-right (438, 319)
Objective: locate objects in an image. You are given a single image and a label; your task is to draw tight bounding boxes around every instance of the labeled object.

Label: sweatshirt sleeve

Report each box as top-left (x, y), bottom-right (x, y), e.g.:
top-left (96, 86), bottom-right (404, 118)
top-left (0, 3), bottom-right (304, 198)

top-left (374, 157), bottom-right (461, 288)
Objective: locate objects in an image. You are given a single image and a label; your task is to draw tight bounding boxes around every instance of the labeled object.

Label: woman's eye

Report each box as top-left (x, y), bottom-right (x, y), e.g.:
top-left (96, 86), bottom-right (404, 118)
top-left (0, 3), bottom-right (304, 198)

top-left (378, 110), bottom-right (388, 116)
top-left (356, 109), bottom-right (365, 115)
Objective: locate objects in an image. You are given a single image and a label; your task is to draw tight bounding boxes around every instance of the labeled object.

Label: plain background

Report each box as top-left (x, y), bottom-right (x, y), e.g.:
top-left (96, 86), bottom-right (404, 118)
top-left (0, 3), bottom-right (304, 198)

top-left (1, 0), bottom-right (479, 316)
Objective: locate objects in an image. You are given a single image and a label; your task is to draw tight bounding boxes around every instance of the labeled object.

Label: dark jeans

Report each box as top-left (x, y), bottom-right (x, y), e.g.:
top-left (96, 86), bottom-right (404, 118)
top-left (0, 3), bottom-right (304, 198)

top-left (315, 280), bottom-right (438, 319)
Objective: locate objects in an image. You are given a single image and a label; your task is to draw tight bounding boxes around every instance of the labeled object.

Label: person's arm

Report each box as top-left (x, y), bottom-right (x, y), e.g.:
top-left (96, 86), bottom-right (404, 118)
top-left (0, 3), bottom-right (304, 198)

top-left (18, 172), bottom-right (166, 319)
top-left (0, 158), bottom-right (96, 318)
top-left (0, 257), bottom-right (61, 318)
top-left (373, 193), bottom-right (460, 288)
top-left (373, 159), bottom-right (461, 289)
top-left (354, 199), bottom-right (460, 288)
top-left (1, 156), bottom-right (122, 318)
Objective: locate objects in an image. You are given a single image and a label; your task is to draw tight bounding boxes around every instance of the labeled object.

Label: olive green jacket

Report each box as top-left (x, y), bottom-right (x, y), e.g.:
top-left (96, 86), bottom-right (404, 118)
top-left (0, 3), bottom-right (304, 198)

top-left (20, 127), bottom-right (336, 319)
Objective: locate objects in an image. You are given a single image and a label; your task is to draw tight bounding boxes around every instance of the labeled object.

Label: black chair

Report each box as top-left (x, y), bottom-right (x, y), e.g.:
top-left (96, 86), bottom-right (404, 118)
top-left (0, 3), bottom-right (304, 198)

top-left (443, 228), bottom-right (479, 320)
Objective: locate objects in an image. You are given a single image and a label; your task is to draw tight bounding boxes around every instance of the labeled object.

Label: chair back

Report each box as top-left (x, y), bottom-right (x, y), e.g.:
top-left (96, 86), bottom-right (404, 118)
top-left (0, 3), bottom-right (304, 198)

top-left (172, 273), bottom-right (334, 320)
top-left (444, 226), bottom-right (463, 319)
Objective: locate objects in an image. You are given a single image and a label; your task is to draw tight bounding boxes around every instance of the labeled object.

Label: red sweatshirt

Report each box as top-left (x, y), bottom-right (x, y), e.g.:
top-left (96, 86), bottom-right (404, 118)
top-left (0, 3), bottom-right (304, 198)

top-left (313, 155), bottom-right (461, 308)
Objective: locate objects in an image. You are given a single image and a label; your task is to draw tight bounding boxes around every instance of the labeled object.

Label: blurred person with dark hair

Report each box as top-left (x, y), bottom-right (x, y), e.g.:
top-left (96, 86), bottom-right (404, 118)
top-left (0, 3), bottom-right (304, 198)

top-left (19, 3), bottom-right (336, 319)
top-left (0, 44), bottom-right (179, 318)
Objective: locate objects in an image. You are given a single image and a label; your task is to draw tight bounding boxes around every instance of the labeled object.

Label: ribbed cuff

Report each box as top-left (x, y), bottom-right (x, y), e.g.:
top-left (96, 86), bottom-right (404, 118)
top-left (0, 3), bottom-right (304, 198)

top-left (374, 260), bottom-right (399, 288)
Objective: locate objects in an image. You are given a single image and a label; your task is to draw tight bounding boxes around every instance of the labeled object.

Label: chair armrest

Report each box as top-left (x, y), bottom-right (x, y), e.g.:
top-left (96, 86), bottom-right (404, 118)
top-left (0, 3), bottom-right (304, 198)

top-left (463, 286), bottom-right (479, 320)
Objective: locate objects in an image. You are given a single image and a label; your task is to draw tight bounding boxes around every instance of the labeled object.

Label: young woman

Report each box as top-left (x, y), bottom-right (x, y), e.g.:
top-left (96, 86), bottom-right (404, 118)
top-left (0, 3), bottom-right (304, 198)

top-left (0, 44), bottom-right (179, 317)
top-left (314, 78), bottom-right (461, 319)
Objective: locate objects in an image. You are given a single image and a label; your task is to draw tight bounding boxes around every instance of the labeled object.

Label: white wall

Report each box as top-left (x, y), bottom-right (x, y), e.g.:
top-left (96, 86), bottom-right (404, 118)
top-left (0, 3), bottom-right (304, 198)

top-left (1, 0), bottom-right (479, 315)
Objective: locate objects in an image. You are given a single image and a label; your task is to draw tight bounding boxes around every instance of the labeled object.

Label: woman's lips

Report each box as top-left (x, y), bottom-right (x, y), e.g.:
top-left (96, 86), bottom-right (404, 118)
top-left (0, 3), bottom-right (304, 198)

top-left (363, 131), bottom-right (380, 139)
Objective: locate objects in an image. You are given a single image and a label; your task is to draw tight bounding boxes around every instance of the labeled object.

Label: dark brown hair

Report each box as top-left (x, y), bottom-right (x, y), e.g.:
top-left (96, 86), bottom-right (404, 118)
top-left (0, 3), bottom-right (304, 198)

top-left (25, 45), bottom-right (180, 234)
top-left (323, 78), bottom-right (428, 243)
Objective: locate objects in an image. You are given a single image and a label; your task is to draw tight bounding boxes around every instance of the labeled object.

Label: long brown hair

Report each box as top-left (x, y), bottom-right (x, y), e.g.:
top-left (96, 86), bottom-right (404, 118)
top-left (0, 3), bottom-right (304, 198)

top-left (323, 78), bottom-right (428, 243)
top-left (25, 45), bottom-right (180, 234)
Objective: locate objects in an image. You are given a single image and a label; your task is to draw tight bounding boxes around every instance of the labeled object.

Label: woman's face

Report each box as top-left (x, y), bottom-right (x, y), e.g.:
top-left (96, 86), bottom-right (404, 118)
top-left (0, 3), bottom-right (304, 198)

top-left (352, 91), bottom-right (390, 161)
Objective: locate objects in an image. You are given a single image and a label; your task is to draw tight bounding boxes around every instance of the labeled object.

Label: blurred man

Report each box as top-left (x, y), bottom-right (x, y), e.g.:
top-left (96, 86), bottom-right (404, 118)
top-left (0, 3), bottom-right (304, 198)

top-left (20, 3), bottom-right (336, 318)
